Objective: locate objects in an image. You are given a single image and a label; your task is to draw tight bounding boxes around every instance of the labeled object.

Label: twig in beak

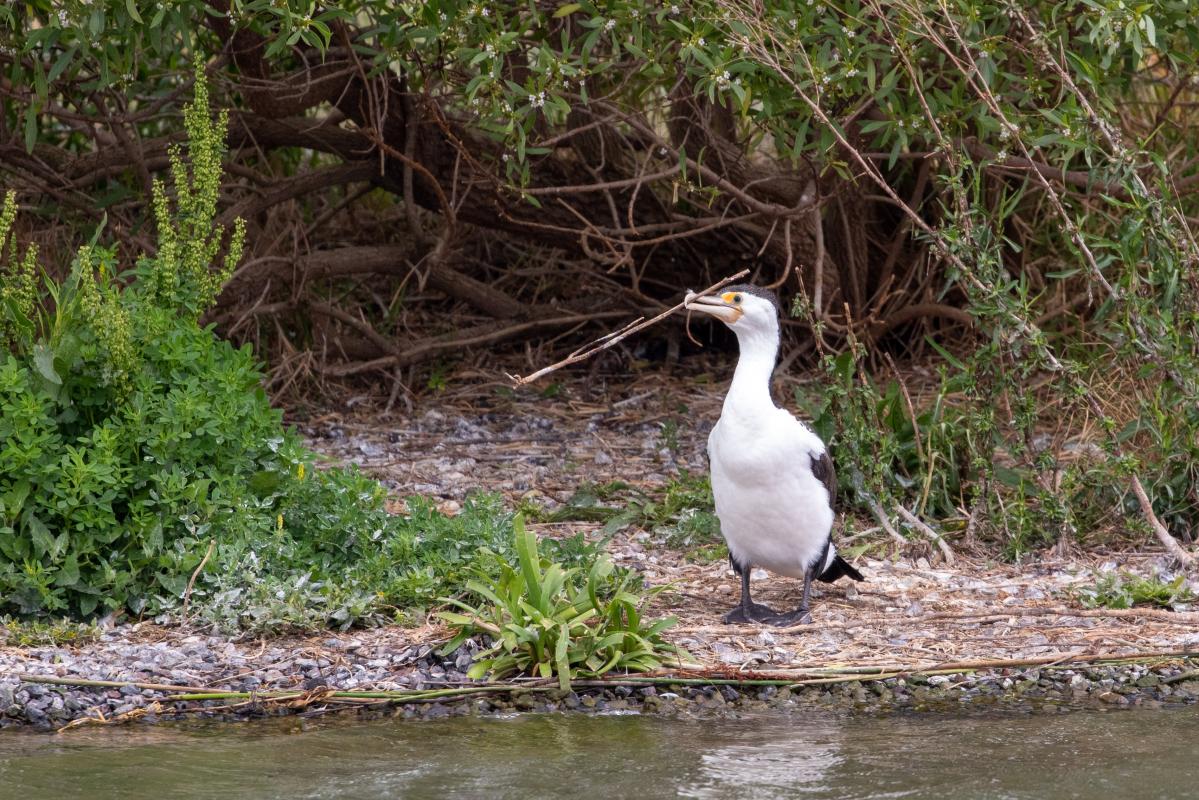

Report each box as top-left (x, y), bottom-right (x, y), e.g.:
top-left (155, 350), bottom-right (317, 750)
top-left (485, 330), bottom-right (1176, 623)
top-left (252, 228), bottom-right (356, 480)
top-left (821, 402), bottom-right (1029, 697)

top-left (508, 269), bottom-right (749, 386)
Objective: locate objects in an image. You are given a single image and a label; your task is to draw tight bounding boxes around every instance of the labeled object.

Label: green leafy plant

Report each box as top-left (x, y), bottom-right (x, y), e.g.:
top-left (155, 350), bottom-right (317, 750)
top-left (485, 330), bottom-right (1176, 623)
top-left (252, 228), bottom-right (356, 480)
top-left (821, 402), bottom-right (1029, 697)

top-left (529, 472), bottom-right (722, 557)
top-left (439, 517), bottom-right (686, 690)
top-left (1075, 572), bottom-right (1196, 610)
top-left (798, 353), bottom-right (974, 523)
top-left (1, 70), bottom-right (622, 631)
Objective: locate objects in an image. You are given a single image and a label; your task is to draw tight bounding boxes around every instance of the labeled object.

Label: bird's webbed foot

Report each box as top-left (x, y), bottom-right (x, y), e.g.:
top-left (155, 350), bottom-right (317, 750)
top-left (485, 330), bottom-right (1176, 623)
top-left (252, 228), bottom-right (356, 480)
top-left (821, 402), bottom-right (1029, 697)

top-left (764, 607), bottom-right (813, 627)
top-left (722, 602), bottom-right (780, 624)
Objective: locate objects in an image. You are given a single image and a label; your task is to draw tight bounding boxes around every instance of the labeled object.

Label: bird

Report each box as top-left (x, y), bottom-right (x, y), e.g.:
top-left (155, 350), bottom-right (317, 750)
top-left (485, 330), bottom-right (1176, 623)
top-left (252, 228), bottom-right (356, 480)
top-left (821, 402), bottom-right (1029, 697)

top-left (685, 284), bottom-right (863, 625)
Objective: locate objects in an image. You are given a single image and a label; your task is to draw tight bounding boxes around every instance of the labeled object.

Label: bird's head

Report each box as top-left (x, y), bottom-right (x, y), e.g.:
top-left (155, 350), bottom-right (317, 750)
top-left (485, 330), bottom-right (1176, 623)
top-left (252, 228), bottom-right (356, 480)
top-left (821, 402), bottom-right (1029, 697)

top-left (684, 283), bottom-right (781, 339)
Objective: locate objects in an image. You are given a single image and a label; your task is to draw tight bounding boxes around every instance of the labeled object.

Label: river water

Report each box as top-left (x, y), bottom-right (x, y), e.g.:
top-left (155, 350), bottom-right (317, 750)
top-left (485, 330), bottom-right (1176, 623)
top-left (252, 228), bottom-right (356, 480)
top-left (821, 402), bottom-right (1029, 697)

top-left (2, 708), bottom-right (1196, 799)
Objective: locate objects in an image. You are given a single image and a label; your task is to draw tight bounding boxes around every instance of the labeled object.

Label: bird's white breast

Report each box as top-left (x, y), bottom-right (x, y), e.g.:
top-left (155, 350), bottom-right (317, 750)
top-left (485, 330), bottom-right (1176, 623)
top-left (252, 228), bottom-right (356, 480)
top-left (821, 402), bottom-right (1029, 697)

top-left (708, 406), bottom-right (834, 579)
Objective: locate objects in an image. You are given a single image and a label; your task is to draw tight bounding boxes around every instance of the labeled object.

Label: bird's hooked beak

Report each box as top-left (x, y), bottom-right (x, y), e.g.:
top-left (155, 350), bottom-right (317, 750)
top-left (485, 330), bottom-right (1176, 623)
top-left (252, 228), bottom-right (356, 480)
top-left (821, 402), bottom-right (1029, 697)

top-left (684, 290), bottom-right (743, 325)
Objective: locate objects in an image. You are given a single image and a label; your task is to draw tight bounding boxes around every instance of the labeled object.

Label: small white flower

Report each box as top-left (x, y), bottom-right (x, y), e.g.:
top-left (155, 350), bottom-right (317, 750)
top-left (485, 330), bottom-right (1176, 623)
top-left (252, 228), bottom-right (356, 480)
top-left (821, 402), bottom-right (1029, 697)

top-left (846, 29), bottom-right (856, 38)
top-left (697, 36), bottom-right (705, 46)
top-left (846, 67), bottom-right (858, 77)
top-left (502, 153), bottom-right (510, 162)
top-left (481, 6), bottom-right (490, 17)
top-left (789, 18), bottom-right (798, 28)
top-left (658, 146), bottom-right (669, 156)
top-left (604, 18), bottom-right (616, 31)
top-left (898, 119), bottom-right (905, 128)
top-left (996, 150), bottom-right (1008, 161)
top-left (670, 4), bottom-right (680, 14)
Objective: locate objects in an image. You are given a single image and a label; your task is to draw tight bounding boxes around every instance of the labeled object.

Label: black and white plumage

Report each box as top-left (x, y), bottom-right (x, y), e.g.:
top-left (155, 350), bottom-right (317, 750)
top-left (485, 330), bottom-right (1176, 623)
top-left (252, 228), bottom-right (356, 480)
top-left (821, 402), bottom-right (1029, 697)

top-left (685, 284), bottom-right (863, 626)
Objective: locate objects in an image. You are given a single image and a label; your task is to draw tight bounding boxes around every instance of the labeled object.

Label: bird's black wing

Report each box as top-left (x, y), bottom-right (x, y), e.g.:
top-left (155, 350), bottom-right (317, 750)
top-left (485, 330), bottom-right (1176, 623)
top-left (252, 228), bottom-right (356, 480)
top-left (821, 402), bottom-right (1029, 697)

top-left (809, 450), bottom-right (836, 510)
top-left (809, 448), bottom-right (863, 582)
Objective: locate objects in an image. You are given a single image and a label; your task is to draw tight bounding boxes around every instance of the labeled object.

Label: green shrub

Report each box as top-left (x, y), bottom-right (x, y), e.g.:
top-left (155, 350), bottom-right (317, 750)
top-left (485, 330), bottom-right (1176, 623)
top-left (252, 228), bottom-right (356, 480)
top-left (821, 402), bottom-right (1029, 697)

top-left (797, 350), bottom-right (974, 524)
top-left (1, 69), bottom-right (611, 631)
top-left (0, 67), bottom-right (272, 619)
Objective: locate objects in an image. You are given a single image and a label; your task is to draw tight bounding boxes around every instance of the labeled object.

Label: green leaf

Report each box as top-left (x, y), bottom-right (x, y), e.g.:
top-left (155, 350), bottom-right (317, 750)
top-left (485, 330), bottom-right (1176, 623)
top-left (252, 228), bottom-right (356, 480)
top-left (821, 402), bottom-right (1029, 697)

top-left (27, 514), bottom-right (54, 559)
top-left (125, 0), bottom-right (144, 24)
top-left (23, 106), bottom-right (38, 154)
top-left (2, 481), bottom-right (31, 522)
top-left (514, 515), bottom-right (543, 609)
top-left (55, 553), bottom-right (80, 586)
top-left (555, 623), bottom-right (571, 690)
top-left (32, 343), bottom-right (62, 386)
top-left (553, 4), bottom-right (582, 18)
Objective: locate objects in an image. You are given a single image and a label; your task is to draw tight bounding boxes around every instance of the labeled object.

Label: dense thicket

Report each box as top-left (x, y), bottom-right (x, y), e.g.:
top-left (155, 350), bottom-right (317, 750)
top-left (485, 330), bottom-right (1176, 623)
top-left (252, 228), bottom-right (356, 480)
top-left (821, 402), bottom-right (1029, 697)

top-left (2, 2), bottom-right (1197, 559)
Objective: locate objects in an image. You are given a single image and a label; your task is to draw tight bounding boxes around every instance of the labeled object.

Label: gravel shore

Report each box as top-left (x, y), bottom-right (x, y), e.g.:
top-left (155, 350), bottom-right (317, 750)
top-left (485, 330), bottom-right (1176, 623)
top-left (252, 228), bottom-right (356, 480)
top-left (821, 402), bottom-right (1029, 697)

top-left (3, 624), bottom-right (1196, 729)
top-left (6, 380), bottom-right (1197, 729)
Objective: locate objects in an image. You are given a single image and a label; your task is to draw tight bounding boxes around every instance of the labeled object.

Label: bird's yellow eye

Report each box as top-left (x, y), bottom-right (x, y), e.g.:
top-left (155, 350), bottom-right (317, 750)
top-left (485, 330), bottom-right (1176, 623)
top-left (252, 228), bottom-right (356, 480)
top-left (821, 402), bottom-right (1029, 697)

top-left (733, 294), bottom-right (743, 304)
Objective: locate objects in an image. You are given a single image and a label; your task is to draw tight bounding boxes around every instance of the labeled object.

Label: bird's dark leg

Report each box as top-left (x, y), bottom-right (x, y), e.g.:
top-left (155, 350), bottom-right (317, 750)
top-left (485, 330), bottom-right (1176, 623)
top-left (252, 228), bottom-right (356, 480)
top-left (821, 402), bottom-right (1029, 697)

top-left (723, 555), bottom-right (780, 624)
top-left (766, 567), bottom-right (815, 627)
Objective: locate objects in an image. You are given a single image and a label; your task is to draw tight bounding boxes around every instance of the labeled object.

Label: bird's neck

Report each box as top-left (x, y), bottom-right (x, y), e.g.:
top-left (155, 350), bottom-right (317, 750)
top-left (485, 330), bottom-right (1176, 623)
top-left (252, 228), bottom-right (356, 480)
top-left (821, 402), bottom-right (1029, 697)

top-left (724, 329), bottom-right (779, 418)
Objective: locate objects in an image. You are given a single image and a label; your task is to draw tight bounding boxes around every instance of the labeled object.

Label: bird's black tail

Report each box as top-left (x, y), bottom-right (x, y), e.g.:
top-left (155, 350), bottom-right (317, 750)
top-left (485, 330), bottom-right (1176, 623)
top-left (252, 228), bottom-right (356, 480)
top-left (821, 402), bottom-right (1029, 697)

top-left (817, 554), bottom-right (864, 583)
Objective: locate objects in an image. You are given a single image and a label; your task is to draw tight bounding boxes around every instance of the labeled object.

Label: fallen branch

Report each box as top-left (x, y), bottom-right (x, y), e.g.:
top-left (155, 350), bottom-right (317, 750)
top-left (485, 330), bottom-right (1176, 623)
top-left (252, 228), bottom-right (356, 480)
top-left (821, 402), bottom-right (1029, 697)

top-left (866, 498), bottom-right (910, 548)
top-left (1130, 474), bottom-right (1195, 568)
top-left (896, 505), bottom-right (955, 566)
top-left (508, 269), bottom-right (749, 385)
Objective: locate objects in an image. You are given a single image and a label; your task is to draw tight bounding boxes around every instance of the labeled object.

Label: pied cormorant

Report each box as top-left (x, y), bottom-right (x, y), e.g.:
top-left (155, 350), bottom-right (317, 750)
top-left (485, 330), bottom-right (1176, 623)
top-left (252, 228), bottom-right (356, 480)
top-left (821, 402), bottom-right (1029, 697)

top-left (686, 284), bottom-right (863, 626)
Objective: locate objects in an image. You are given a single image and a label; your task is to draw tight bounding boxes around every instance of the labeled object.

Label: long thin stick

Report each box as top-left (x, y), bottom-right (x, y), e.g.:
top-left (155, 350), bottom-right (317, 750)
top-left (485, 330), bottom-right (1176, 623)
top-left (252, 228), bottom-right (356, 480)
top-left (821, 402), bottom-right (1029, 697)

top-left (181, 538), bottom-right (215, 619)
top-left (508, 269), bottom-right (749, 386)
